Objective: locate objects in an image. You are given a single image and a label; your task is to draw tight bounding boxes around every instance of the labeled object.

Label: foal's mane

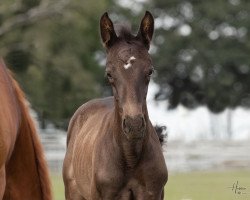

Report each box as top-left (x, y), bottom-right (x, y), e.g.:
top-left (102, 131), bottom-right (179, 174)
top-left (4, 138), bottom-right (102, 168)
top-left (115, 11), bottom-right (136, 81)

top-left (115, 23), bottom-right (135, 41)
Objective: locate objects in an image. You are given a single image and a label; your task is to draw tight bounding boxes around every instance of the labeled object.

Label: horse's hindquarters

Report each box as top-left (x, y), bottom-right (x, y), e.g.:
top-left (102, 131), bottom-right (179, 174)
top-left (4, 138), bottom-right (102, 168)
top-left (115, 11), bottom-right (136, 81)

top-left (0, 60), bottom-right (52, 200)
top-left (0, 134), bottom-right (7, 199)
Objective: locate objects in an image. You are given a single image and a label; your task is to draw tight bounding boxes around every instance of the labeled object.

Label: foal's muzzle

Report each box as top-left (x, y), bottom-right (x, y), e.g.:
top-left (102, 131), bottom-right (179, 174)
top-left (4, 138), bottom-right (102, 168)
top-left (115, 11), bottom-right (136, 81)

top-left (122, 114), bottom-right (146, 139)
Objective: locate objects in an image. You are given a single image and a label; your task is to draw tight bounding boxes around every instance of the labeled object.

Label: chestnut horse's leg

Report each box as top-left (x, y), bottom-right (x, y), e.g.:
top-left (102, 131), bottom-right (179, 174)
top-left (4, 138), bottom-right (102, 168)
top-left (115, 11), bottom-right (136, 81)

top-left (0, 166), bottom-right (6, 199)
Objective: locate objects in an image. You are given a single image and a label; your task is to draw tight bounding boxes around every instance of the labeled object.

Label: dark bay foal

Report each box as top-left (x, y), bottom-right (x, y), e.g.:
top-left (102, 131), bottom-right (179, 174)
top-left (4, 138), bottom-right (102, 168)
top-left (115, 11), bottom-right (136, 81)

top-left (63, 11), bottom-right (168, 200)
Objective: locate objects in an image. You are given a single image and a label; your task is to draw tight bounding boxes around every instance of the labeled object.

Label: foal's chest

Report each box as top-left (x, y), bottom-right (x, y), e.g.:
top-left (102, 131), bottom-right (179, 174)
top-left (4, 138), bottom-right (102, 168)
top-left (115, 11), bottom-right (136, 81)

top-left (121, 176), bottom-right (165, 199)
top-left (96, 166), bottom-right (167, 200)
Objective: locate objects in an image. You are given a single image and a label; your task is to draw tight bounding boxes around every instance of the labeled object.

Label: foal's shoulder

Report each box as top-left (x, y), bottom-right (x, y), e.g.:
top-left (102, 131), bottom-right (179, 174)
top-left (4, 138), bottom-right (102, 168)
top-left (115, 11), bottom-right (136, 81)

top-left (76, 96), bottom-right (114, 115)
top-left (67, 96), bottom-right (114, 144)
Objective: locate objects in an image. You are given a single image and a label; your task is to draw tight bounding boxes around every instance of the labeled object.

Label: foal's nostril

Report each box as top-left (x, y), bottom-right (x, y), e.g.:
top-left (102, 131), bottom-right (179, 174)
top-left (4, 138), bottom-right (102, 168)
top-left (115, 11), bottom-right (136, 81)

top-left (123, 118), bottom-right (130, 134)
top-left (140, 116), bottom-right (145, 128)
top-left (123, 115), bottom-right (145, 134)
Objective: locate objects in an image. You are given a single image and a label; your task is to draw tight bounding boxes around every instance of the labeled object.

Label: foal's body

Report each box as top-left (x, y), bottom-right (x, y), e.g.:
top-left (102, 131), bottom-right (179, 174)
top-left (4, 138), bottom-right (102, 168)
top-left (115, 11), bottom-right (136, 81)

top-left (64, 97), bottom-right (167, 199)
top-left (63, 11), bottom-right (168, 199)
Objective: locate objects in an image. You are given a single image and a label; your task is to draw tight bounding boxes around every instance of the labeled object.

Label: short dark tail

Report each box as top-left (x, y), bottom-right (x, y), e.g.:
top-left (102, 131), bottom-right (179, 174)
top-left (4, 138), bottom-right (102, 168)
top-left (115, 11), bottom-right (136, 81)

top-left (154, 125), bottom-right (167, 146)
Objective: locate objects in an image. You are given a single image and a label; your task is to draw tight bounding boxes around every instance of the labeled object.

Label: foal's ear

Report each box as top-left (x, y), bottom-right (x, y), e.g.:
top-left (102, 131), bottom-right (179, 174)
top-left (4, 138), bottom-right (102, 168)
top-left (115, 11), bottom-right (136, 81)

top-left (100, 12), bottom-right (117, 49)
top-left (137, 11), bottom-right (154, 49)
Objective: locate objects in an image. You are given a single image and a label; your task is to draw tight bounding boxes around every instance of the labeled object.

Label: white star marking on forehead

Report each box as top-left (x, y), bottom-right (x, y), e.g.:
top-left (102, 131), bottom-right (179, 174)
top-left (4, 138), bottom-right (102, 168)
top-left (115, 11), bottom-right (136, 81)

top-left (123, 56), bottom-right (136, 69)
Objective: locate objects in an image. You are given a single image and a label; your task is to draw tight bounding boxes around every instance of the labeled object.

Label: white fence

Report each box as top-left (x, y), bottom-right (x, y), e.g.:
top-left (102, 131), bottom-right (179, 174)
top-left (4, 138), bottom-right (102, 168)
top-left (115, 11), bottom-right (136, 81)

top-left (39, 128), bottom-right (250, 173)
top-left (40, 128), bottom-right (66, 173)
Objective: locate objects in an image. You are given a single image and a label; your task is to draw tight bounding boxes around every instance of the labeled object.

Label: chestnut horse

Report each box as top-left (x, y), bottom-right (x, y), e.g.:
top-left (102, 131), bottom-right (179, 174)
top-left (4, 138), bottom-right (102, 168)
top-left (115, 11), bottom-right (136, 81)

top-left (63, 11), bottom-right (168, 199)
top-left (0, 59), bottom-right (52, 200)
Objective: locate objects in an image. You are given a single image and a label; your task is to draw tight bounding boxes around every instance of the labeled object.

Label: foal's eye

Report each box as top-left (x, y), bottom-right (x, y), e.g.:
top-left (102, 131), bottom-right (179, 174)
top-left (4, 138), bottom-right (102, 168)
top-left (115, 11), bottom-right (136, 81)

top-left (148, 68), bottom-right (154, 77)
top-left (106, 71), bottom-right (114, 83)
top-left (145, 68), bottom-right (154, 84)
top-left (106, 72), bottom-right (112, 79)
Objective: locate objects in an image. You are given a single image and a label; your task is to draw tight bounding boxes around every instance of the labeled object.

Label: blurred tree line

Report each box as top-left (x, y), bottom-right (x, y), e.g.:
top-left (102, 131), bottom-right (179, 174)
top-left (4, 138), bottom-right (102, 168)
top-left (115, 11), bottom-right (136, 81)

top-left (0, 0), bottom-right (112, 128)
top-left (1, 0), bottom-right (250, 128)
top-left (150, 0), bottom-right (250, 113)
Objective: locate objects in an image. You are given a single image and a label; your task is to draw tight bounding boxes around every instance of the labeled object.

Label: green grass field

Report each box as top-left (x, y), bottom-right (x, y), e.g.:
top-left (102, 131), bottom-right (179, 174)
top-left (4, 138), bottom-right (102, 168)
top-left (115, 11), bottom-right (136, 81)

top-left (51, 174), bottom-right (64, 200)
top-left (52, 170), bottom-right (250, 200)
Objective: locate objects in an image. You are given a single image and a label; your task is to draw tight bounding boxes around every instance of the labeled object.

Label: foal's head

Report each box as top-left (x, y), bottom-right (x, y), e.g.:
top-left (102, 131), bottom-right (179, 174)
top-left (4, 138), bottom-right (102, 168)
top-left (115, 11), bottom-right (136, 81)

top-left (100, 11), bottom-right (154, 140)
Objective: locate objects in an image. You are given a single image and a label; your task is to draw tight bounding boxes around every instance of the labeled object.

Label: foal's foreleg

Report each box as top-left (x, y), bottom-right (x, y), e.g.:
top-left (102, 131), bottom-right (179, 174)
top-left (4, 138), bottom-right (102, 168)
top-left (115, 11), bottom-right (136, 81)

top-left (161, 190), bottom-right (164, 200)
top-left (0, 166), bottom-right (6, 199)
top-left (64, 179), bottom-right (85, 200)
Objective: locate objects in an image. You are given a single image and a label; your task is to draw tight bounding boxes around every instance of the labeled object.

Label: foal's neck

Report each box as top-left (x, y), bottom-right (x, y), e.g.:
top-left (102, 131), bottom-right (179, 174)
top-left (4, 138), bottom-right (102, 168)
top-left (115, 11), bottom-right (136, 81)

top-left (113, 101), bottom-right (149, 169)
